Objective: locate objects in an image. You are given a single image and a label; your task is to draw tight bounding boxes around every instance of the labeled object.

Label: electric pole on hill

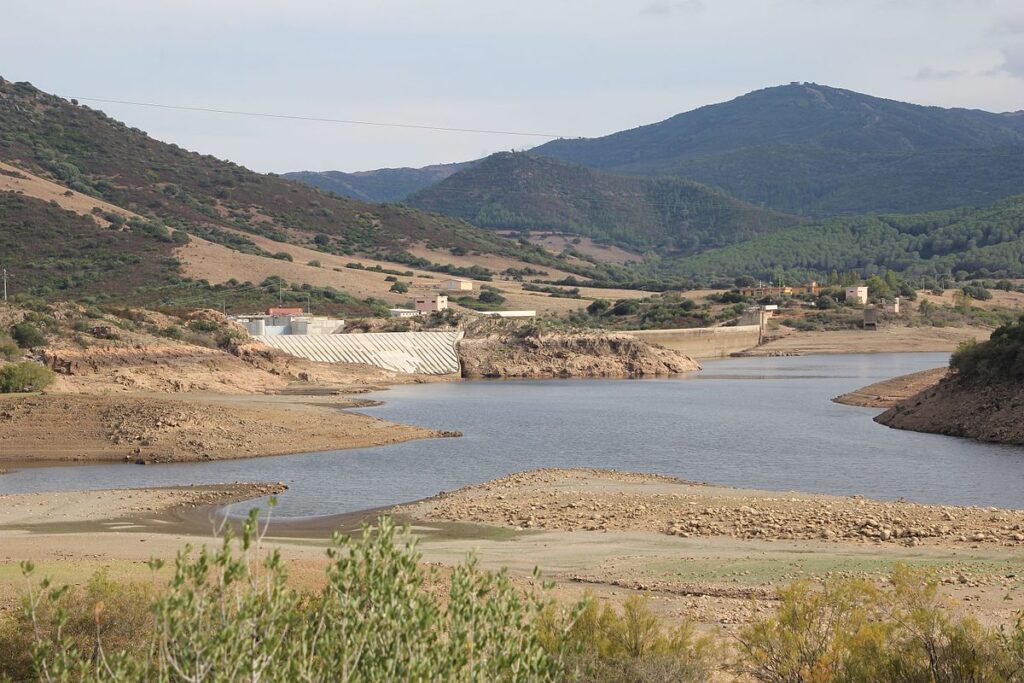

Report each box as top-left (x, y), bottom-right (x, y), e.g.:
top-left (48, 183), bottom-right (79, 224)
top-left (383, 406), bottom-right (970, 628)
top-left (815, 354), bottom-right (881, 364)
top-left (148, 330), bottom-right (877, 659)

top-left (2, 268), bottom-right (7, 302)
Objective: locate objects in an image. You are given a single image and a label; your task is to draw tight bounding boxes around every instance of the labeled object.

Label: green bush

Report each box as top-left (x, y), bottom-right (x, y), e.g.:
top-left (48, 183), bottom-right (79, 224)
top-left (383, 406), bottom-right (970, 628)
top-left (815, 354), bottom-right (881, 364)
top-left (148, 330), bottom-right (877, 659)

top-left (10, 322), bottom-right (46, 348)
top-left (0, 334), bottom-right (20, 360)
top-left (734, 566), bottom-right (1018, 682)
top-left (272, 251), bottom-right (293, 262)
top-left (186, 319), bottom-right (220, 333)
top-left (951, 315), bottom-right (1024, 380)
top-left (0, 362), bottom-right (55, 393)
top-left (545, 595), bottom-right (716, 682)
top-left (16, 514), bottom-right (573, 682)
top-left (389, 281), bottom-right (409, 294)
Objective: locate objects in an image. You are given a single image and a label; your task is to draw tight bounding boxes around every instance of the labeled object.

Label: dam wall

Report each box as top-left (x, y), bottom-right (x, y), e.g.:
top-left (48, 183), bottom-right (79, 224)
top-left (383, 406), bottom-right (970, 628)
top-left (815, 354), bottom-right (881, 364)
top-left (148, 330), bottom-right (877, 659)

top-left (254, 331), bottom-right (462, 375)
top-left (623, 325), bottom-right (761, 359)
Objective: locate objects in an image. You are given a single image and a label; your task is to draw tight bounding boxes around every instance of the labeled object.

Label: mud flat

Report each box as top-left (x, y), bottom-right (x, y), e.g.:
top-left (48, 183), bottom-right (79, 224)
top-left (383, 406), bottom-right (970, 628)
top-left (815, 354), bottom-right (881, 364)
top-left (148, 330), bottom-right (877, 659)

top-left (833, 367), bottom-right (948, 408)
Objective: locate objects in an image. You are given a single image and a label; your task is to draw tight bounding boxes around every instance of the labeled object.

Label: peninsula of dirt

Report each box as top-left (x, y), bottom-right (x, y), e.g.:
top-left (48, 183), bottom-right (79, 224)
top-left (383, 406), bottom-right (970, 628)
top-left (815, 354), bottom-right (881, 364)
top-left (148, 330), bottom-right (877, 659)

top-left (457, 331), bottom-right (700, 378)
top-left (833, 367), bottom-right (947, 408)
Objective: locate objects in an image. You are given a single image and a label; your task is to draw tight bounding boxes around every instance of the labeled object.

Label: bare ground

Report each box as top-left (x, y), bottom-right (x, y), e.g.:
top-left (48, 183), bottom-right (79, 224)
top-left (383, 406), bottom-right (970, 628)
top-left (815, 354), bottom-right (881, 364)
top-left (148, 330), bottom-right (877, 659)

top-left (749, 325), bottom-right (991, 356)
top-left (0, 391), bottom-right (445, 464)
top-left (395, 469), bottom-right (1024, 630)
top-left (833, 367), bottom-right (948, 408)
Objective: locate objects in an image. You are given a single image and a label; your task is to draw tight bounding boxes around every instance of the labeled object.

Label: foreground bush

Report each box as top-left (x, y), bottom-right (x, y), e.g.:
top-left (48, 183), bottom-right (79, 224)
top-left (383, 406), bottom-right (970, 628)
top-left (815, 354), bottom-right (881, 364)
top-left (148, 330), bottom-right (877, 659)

top-left (0, 361), bottom-right (54, 393)
top-left (735, 566), bottom-right (1021, 682)
top-left (6, 513), bottom-right (1024, 682)
top-left (10, 512), bottom-right (576, 682)
top-left (544, 595), bottom-right (717, 682)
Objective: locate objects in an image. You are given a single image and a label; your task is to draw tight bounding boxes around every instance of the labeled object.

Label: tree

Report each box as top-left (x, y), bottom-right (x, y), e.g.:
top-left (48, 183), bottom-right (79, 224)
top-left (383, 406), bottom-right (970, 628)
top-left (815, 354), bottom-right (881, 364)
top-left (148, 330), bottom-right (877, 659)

top-left (389, 281), bottom-right (409, 294)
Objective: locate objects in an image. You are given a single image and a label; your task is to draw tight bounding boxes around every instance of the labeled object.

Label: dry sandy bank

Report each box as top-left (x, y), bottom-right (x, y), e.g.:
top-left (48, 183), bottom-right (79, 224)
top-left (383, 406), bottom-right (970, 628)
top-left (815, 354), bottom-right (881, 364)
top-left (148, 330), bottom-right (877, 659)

top-left (747, 325), bottom-right (990, 356)
top-left (0, 391), bottom-right (449, 465)
top-left (833, 367), bottom-right (948, 408)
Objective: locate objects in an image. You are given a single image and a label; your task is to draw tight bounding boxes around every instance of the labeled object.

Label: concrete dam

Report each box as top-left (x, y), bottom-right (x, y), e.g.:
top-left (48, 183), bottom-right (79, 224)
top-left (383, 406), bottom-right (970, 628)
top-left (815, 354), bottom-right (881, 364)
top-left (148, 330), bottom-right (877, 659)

top-left (254, 331), bottom-right (463, 375)
top-left (623, 325), bottom-right (762, 359)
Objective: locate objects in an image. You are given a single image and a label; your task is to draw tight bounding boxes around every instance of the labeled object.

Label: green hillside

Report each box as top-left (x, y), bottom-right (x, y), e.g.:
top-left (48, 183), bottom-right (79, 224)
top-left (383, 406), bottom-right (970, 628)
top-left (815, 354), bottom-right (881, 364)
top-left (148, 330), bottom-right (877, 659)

top-left (0, 78), bottom-right (576, 268)
top-left (284, 162), bottom-right (472, 202)
top-left (0, 191), bottom-right (180, 298)
top-left (533, 83), bottom-right (1024, 216)
top-left (0, 78), bottom-right (644, 297)
top-left (406, 152), bottom-right (799, 253)
top-left (669, 195), bottom-right (1024, 281)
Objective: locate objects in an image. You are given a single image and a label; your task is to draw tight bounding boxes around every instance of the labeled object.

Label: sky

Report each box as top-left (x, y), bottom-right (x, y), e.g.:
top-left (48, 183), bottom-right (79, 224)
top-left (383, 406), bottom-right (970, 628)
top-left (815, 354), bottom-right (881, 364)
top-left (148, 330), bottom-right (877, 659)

top-left (4, 0), bottom-right (1024, 173)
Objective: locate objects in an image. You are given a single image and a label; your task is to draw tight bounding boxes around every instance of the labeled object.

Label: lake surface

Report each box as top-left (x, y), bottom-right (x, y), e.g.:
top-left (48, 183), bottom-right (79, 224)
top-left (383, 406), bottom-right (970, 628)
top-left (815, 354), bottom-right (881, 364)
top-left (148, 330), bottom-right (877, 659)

top-left (3, 353), bottom-right (1024, 516)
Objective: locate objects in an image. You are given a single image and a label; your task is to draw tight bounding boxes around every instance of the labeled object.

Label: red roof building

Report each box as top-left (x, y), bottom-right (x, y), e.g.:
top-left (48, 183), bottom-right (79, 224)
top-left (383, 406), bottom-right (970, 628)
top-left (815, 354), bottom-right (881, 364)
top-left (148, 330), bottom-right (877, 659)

top-left (266, 307), bottom-right (304, 316)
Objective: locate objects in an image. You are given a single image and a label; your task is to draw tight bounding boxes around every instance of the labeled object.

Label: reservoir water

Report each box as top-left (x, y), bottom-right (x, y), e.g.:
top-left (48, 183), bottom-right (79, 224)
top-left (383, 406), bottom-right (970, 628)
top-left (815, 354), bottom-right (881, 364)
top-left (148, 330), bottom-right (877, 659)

top-left (3, 353), bottom-right (1023, 516)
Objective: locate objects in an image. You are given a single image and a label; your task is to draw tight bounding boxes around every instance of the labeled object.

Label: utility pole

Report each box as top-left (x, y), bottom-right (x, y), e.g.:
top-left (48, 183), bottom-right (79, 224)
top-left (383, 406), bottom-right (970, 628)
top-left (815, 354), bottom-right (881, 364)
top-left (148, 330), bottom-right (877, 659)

top-left (2, 268), bottom-right (7, 302)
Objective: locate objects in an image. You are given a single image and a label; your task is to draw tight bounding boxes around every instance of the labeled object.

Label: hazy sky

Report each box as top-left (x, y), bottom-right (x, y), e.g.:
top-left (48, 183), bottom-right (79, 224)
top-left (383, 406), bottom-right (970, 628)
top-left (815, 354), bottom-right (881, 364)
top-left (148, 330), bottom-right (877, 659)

top-left (4, 0), bottom-right (1023, 173)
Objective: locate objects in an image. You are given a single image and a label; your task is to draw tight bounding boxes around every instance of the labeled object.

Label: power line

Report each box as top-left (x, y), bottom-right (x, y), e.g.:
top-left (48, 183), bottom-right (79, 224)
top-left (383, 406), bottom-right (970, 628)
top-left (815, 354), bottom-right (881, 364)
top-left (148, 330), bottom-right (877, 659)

top-left (66, 96), bottom-right (570, 139)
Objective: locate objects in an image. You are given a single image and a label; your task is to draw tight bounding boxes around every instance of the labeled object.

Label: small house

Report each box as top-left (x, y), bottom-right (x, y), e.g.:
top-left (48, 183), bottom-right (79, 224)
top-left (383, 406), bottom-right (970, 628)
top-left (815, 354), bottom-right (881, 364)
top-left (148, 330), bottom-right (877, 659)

top-left (415, 294), bottom-right (448, 314)
top-left (441, 278), bottom-right (473, 292)
top-left (845, 286), bottom-right (869, 305)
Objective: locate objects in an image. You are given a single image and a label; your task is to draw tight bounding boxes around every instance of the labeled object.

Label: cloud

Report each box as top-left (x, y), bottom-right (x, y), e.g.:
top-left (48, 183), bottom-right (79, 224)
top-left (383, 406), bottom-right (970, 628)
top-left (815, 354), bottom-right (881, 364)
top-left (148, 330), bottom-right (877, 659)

top-left (640, 0), bottom-right (704, 16)
top-left (985, 43), bottom-right (1024, 78)
top-left (990, 14), bottom-right (1024, 35)
top-left (913, 66), bottom-right (966, 80)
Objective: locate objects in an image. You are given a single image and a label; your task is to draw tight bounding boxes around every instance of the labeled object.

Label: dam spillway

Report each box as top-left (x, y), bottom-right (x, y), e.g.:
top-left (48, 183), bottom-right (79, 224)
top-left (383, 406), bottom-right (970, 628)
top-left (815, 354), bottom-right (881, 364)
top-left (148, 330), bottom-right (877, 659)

top-left (254, 331), bottom-right (463, 375)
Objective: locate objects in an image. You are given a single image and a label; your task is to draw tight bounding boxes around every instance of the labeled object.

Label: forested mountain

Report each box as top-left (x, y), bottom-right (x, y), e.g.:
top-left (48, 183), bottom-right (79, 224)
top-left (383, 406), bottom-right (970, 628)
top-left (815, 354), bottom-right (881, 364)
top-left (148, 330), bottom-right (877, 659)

top-left (406, 152), bottom-right (799, 253)
top-left (669, 195), bottom-right (1024, 280)
top-left (283, 161), bottom-right (472, 202)
top-left (532, 83), bottom-right (1024, 216)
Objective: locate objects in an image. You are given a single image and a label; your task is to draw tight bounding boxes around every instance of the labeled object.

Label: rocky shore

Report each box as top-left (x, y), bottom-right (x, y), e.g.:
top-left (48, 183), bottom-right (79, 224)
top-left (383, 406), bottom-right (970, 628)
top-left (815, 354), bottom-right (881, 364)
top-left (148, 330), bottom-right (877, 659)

top-left (457, 331), bottom-right (700, 378)
top-left (397, 468), bottom-right (1024, 547)
top-left (876, 372), bottom-right (1024, 445)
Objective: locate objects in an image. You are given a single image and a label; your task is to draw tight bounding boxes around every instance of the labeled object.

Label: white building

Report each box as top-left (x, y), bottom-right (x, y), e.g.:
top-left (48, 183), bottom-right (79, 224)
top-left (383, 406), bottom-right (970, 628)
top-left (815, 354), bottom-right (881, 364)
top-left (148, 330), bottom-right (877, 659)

top-left (478, 310), bottom-right (536, 319)
top-left (388, 308), bottom-right (420, 318)
top-left (231, 308), bottom-right (345, 336)
top-left (441, 278), bottom-right (473, 292)
top-left (845, 286), bottom-right (869, 305)
top-left (415, 294), bottom-right (449, 314)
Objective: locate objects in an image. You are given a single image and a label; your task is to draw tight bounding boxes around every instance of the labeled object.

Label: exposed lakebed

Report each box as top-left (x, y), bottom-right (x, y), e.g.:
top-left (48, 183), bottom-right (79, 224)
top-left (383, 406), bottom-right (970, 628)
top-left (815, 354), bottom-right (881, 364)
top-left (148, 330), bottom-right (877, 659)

top-left (3, 353), bottom-right (1023, 516)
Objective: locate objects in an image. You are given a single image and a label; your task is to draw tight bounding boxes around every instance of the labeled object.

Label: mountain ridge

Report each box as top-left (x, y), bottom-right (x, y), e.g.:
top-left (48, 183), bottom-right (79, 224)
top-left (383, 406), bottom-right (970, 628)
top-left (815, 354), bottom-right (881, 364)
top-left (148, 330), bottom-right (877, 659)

top-left (405, 151), bottom-right (800, 253)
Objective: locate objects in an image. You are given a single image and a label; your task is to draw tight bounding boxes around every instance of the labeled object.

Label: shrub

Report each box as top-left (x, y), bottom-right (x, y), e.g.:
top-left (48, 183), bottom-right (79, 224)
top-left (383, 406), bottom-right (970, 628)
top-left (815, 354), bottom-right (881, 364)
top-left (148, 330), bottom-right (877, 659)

top-left (951, 315), bottom-right (1024, 380)
top-left (17, 514), bottom-right (572, 681)
top-left (0, 334), bottom-right (20, 360)
top-left (734, 567), bottom-right (1017, 682)
top-left (307, 260), bottom-right (321, 267)
top-left (272, 251), bottom-right (293, 262)
top-left (10, 322), bottom-right (45, 348)
top-left (478, 289), bottom-right (506, 305)
top-left (389, 281), bottom-right (409, 294)
top-left (547, 595), bottom-right (716, 682)
top-left (186, 319), bottom-right (220, 333)
top-left (170, 229), bottom-right (190, 244)
top-left (0, 362), bottom-right (55, 393)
